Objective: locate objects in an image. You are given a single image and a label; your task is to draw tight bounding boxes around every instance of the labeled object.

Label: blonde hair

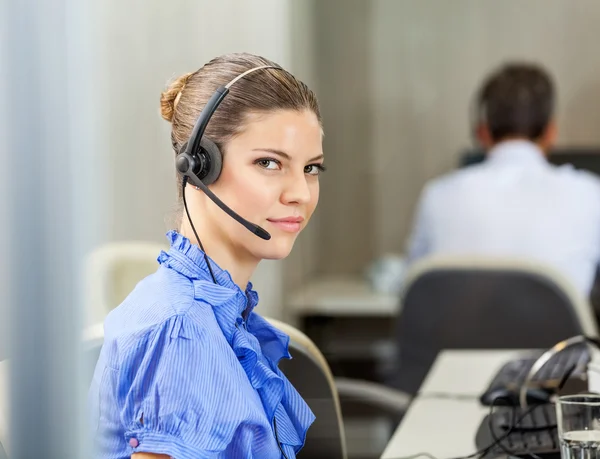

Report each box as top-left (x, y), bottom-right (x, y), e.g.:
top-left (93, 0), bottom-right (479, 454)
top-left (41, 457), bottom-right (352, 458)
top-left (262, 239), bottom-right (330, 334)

top-left (160, 72), bottom-right (193, 122)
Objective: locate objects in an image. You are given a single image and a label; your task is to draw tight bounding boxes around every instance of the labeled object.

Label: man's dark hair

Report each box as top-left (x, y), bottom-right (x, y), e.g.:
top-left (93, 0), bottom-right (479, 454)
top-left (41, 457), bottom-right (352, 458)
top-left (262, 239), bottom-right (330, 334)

top-left (477, 63), bottom-right (555, 142)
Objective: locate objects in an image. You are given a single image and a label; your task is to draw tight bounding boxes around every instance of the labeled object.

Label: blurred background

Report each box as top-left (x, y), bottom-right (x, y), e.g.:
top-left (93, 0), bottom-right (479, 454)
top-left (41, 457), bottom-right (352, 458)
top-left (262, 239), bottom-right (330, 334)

top-left (4, 1), bottom-right (600, 458)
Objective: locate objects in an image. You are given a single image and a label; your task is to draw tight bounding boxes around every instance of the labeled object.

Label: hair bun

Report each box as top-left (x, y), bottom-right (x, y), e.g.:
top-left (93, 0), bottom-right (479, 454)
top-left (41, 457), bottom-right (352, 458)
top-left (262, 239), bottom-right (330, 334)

top-left (160, 72), bottom-right (193, 122)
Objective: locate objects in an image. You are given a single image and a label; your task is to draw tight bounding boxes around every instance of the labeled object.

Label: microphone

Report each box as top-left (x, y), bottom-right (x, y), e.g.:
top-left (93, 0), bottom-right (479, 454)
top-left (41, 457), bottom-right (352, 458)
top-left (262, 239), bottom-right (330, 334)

top-left (181, 168), bottom-right (271, 241)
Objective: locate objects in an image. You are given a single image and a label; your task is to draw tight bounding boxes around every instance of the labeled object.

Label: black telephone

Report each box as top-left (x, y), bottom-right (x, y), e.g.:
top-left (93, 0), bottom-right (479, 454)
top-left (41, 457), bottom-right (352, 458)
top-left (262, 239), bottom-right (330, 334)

top-left (479, 343), bottom-right (590, 407)
top-left (475, 340), bottom-right (592, 458)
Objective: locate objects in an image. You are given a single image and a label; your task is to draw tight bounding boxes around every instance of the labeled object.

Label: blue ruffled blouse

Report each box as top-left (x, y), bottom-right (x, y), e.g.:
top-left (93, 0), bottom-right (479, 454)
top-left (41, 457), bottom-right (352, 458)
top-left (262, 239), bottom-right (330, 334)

top-left (88, 230), bottom-right (315, 458)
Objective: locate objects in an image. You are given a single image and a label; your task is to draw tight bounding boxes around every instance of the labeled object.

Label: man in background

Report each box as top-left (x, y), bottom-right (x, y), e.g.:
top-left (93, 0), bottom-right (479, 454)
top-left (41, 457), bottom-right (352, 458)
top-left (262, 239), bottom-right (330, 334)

top-left (406, 62), bottom-right (600, 298)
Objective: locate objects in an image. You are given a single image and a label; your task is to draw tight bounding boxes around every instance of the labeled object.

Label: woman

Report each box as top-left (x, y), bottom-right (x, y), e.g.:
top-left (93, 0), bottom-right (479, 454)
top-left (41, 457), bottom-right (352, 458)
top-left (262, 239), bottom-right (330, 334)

top-left (88, 53), bottom-right (325, 459)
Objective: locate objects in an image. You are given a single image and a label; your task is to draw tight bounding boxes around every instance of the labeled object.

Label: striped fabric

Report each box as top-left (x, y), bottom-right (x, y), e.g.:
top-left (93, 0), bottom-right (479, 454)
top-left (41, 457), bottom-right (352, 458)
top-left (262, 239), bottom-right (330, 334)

top-left (88, 231), bottom-right (315, 458)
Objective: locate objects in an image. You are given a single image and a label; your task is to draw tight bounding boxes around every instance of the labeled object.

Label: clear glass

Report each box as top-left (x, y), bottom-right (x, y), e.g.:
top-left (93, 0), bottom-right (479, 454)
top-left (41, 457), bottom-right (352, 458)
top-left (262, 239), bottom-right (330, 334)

top-left (557, 394), bottom-right (600, 459)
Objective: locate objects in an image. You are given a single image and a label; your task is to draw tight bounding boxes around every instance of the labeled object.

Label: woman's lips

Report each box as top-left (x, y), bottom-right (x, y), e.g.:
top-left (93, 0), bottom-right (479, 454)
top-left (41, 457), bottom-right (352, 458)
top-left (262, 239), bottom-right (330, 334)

top-left (267, 216), bottom-right (304, 233)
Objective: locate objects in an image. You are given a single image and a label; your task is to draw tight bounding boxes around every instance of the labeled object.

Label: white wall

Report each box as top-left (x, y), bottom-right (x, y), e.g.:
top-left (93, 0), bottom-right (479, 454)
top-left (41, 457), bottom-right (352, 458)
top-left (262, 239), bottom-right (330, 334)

top-left (313, 0), bottom-right (600, 274)
top-left (369, 0), bottom-right (600, 256)
top-left (88, 0), bottom-right (316, 320)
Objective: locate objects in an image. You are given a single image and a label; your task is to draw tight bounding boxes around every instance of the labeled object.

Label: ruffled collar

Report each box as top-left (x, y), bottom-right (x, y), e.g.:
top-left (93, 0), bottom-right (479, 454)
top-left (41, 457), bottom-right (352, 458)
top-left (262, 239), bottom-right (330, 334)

top-left (158, 230), bottom-right (255, 292)
top-left (158, 230), bottom-right (314, 452)
top-left (158, 231), bottom-right (314, 452)
top-left (158, 230), bottom-right (257, 315)
top-left (157, 230), bottom-right (292, 362)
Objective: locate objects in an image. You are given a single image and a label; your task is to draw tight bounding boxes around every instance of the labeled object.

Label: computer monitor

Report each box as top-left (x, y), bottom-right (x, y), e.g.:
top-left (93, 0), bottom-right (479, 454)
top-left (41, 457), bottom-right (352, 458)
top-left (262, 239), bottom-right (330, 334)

top-left (459, 147), bottom-right (600, 176)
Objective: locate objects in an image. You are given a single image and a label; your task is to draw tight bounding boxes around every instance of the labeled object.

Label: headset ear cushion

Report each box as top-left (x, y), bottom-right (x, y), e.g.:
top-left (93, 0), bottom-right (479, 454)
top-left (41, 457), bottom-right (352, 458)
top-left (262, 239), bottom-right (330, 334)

top-left (199, 137), bottom-right (223, 185)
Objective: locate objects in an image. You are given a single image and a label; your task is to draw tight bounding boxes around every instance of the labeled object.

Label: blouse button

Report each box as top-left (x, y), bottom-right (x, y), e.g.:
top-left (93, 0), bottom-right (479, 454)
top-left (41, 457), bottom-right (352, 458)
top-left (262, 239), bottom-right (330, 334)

top-left (129, 438), bottom-right (139, 448)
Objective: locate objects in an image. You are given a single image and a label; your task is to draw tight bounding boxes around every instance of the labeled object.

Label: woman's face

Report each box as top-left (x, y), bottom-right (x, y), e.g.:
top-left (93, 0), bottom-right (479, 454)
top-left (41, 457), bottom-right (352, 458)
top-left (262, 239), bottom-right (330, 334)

top-left (203, 109), bottom-right (324, 261)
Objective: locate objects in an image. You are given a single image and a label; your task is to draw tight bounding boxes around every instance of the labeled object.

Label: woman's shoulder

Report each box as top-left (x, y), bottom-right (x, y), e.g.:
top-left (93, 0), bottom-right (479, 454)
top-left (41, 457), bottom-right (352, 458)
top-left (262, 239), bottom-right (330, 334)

top-left (104, 267), bottom-right (192, 328)
top-left (101, 267), bottom-right (223, 369)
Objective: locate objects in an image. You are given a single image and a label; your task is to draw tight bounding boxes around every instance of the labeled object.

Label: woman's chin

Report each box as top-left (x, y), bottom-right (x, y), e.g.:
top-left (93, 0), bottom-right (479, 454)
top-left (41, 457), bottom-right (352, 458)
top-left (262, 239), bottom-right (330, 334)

top-left (253, 238), bottom-right (296, 261)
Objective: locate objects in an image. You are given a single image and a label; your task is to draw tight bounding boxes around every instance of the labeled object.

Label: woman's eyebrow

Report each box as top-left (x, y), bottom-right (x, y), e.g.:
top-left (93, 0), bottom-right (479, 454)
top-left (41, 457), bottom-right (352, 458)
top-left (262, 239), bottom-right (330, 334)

top-left (252, 148), bottom-right (324, 162)
top-left (252, 148), bottom-right (291, 160)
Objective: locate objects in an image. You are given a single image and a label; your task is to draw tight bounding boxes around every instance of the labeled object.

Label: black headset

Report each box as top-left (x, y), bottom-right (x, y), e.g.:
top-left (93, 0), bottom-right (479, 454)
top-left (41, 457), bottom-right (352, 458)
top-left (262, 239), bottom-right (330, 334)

top-left (519, 334), bottom-right (600, 409)
top-left (175, 65), bottom-right (291, 459)
top-left (175, 65), bottom-right (282, 241)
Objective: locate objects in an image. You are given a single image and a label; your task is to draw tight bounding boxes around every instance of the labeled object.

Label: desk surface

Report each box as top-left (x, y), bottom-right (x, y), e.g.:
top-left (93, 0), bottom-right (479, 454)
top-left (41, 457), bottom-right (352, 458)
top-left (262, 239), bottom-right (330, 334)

top-left (382, 398), bottom-right (489, 459)
top-left (381, 349), bottom-right (530, 459)
top-left (418, 349), bottom-right (535, 396)
top-left (286, 276), bottom-right (398, 316)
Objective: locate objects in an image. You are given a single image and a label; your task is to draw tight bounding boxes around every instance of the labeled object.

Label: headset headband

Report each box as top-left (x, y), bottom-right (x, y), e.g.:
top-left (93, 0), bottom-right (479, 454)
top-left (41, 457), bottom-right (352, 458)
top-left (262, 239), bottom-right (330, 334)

top-left (186, 65), bottom-right (281, 155)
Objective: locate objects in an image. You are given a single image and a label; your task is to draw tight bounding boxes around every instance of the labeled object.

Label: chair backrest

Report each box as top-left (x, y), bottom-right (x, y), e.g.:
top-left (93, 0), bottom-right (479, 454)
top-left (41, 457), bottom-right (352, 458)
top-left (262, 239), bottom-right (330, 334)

top-left (85, 241), bottom-right (166, 327)
top-left (266, 318), bottom-right (348, 459)
top-left (394, 256), bottom-right (599, 395)
top-left (80, 319), bottom-right (348, 458)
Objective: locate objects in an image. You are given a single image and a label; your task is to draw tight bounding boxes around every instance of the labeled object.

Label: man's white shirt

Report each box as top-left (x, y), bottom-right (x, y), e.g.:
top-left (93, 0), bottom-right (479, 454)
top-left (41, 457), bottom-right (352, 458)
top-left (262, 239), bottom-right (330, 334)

top-left (407, 140), bottom-right (600, 296)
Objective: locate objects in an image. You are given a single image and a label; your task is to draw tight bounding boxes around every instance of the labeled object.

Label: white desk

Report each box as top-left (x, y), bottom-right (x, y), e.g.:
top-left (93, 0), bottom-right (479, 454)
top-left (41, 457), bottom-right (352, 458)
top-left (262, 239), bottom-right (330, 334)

top-left (286, 276), bottom-right (398, 317)
top-left (418, 349), bottom-right (535, 396)
top-left (381, 349), bottom-right (531, 459)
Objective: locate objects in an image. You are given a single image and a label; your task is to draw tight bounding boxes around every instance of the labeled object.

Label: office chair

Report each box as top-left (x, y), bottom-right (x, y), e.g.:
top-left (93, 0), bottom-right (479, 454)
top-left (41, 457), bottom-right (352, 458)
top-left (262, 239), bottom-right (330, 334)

top-left (81, 318), bottom-right (355, 459)
top-left (82, 239), bottom-right (409, 458)
top-left (84, 241), bottom-right (166, 327)
top-left (392, 255), bottom-right (598, 396)
top-left (266, 318), bottom-right (348, 459)
top-left (268, 318), bottom-right (411, 459)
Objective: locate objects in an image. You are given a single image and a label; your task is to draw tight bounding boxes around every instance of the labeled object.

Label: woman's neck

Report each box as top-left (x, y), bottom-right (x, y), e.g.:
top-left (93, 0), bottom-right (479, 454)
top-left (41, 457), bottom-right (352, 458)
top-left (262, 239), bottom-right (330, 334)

top-left (179, 222), bottom-right (258, 291)
top-left (206, 243), bottom-right (258, 290)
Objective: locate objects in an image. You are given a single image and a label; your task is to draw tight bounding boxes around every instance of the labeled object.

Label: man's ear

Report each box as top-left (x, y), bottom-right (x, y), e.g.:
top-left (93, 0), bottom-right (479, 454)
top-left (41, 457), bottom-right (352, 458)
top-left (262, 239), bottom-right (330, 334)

top-left (539, 119), bottom-right (558, 151)
top-left (476, 123), bottom-right (493, 149)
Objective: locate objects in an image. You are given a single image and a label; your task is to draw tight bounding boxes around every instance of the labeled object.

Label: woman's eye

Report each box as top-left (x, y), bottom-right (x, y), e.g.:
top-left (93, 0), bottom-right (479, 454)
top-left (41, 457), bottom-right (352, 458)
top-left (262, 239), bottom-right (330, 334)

top-left (305, 164), bottom-right (327, 176)
top-left (256, 159), bottom-right (280, 170)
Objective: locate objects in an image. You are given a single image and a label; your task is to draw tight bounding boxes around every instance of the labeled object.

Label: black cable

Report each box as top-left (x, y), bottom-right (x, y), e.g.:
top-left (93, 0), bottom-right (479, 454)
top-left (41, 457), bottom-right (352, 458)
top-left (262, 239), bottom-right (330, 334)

top-left (460, 403), bottom-right (544, 459)
top-left (417, 393), bottom-right (480, 401)
top-left (468, 358), bottom-right (575, 459)
top-left (485, 397), bottom-right (543, 459)
top-left (389, 357), bottom-right (579, 459)
top-left (487, 396), bottom-right (521, 458)
top-left (391, 454), bottom-right (438, 459)
top-left (489, 362), bottom-right (576, 459)
top-left (385, 402), bottom-right (546, 459)
top-left (556, 363), bottom-right (578, 397)
top-left (513, 362), bottom-right (577, 459)
top-left (182, 176), bottom-right (217, 284)
top-left (182, 177), bottom-right (287, 457)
